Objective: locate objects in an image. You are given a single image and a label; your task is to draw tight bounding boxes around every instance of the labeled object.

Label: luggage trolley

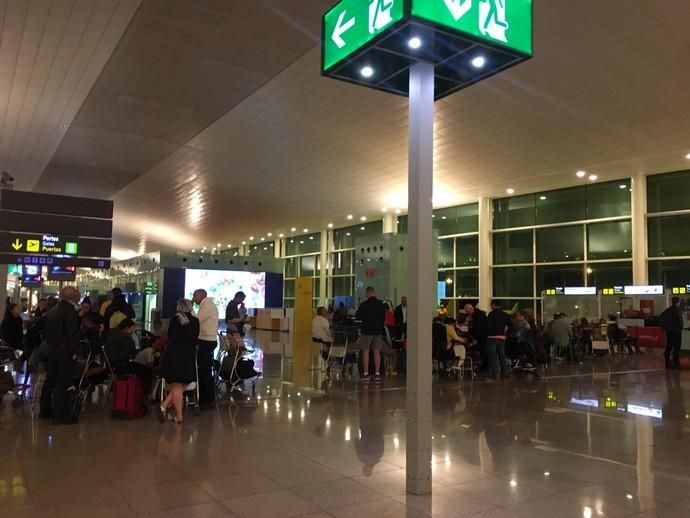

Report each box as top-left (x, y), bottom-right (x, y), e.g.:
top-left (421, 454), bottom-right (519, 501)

top-left (328, 326), bottom-right (359, 380)
top-left (215, 331), bottom-right (258, 397)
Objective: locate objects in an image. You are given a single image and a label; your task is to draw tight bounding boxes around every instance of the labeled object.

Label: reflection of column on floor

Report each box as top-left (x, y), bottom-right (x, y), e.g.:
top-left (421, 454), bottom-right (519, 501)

top-left (478, 431), bottom-right (495, 474)
top-left (636, 415), bottom-right (654, 500)
top-left (292, 332), bottom-right (315, 388)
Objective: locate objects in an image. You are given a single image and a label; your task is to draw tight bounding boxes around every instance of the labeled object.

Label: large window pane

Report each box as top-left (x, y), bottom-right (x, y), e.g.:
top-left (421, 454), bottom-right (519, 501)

top-left (588, 221), bottom-right (632, 260)
top-left (300, 255), bottom-right (318, 276)
top-left (648, 215), bottom-right (690, 257)
top-left (587, 180), bottom-right (631, 219)
top-left (332, 251), bottom-right (352, 275)
top-left (439, 272), bottom-right (454, 298)
top-left (536, 225), bottom-right (584, 262)
top-left (332, 276), bottom-right (354, 296)
top-left (396, 215), bottom-right (408, 234)
top-left (587, 262), bottom-right (632, 288)
top-left (536, 186), bottom-right (586, 225)
top-left (438, 239), bottom-right (454, 268)
top-left (493, 266), bottom-right (533, 297)
top-left (285, 233), bottom-right (320, 256)
top-left (248, 242), bottom-right (275, 257)
top-left (456, 235), bottom-right (479, 267)
top-left (284, 258), bottom-right (297, 278)
top-left (456, 269), bottom-right (479, 298)
top-left (433, 203), bottom-right (479, 236)
top-left (284, 280), bottom-right (295, 298)
top-left (647, 169), bottom-right (690, 213)
top-left (333, 221), bottom-right (383, 250)
top-left (536, 264), bottom-right (584, 295)
top-left (493, 194), bottom-right (535, 229)
top-left (493, 230), bottom-right (533, 265)
top-left (649, 260), bottom-right (690, 287)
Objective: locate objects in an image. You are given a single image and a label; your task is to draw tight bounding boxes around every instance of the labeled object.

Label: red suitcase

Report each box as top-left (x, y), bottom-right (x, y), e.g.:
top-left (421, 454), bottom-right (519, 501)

top-left (111, 375), bottom-right (147, 420)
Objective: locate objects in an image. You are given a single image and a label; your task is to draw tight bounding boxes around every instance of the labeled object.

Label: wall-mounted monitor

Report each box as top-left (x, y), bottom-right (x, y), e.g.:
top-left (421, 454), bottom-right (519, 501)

top-left (47, 265), bottom-right (76, 281)
top-left (21, 265), bottom-right (42, 286)
top-left (184, 270), bottom-right (266, 314)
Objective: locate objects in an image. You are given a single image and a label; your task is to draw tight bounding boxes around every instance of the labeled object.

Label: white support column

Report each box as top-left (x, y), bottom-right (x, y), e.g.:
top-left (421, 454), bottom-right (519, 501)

top-left (406, 62), bottom-right (434, 496)
top-left (631, 172), bottom-right (648, 285)
top-left (383, 213), bottom-right (397, 234)
top-left (478, 197), bottom-right (492, 310)
top-left (274, 239), bottom-right (281, 259)
top-left (319, 229), bottom-right (328, 305)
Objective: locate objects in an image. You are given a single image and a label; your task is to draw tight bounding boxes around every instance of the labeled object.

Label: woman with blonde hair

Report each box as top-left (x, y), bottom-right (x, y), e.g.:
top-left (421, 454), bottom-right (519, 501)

top-left (158, 299), bottom-right (199, 424)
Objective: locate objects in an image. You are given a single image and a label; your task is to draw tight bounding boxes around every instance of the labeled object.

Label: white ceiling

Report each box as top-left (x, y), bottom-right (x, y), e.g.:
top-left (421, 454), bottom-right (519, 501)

top-left (2, 1), bottom-right (689, 258)
top-left (0, 0), bottom-right (141, 190)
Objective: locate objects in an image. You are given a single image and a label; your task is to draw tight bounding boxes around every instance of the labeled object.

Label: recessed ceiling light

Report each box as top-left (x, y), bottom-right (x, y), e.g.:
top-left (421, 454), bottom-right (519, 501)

top-left (539, 196), bottom-right (547, 200)
top-left (408, 37), bottom-right (422, 49)
top-left (241, 241), bottom-right (246, 245)
top-left (381, 208), bottom-right (388, 213)
top-left (576, 170), bottom-right (587, 178)
top-left (507, 188), bottom-right (515, 195)
top-left (360, 227), bottom-right (366, 230)
top-left (267, 233), bottom-right (272, 237)
top-left (589, 174), bottom-right (598, 181)
top-left (202, 247), bottom-right (207, 250)
top-left (260, 237), bottom-right (265, 241)
top-left (619, 184), bottom-right (627, 189)
top-left (291, 227), bottom-right (297, 232)
top-left (346, 214), bottom-right (353, 220)
top-left (360, 216), bottom-right (367, 221)
top-left (303, 228), bottom-right (309, 233)
top-left (395, 209), bottom-right (402, 214)
top-left (249, 236), bottom-right (254, 241)
top-left (216, 243), bottom-right (221, 247)
top-left (191, 249), bottom-right (196, 253)
top-left (278, 233), bottom-right (284, 238)
top-left (360, 66), bottom-right (374, 78)
top-left (327, 223), bottom-right (334, 228)
top-left (686, 153), bottom-right (690, 159)
top-left (471, 56), bottom-right (486, 68)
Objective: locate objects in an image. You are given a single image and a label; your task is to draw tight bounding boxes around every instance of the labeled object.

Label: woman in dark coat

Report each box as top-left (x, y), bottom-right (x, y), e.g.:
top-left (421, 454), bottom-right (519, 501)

top-left (158, 299), bottom-right (199, 424)
top-left (1, 303), bottom-right (24, 350)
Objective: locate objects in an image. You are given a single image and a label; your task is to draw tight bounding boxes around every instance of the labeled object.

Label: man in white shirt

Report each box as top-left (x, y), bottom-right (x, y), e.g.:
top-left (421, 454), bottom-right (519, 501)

top-left (312, 307), bottom-right (333, 345)
top-left (193, 289), bottom-right (219, 406)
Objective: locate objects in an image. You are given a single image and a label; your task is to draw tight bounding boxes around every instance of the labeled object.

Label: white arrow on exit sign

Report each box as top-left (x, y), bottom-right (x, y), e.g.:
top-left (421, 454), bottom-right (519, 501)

top-left (332, 10), bottom-right (356, 49)
top-left (444, 0), bottom-right (472, 21)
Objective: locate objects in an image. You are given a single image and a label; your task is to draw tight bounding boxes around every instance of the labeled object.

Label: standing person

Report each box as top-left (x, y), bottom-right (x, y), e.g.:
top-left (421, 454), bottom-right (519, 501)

top-left (103, 293), bottom-right (136, 335)
top-left (356, 287), bottom-right (386, 382)
top-left (225, 291), bottom-right (247, 334)
top-left (549, 313), bottom-right (572, 360)
top-left (193, 289), bottom-right (219, 407)
top-left (78, 297), bottom-right (102, 343)
top-left (394, 296), bottom-right (408, 338)
top-left (159, 299), bottom-right (199, 424)
top-left (333, 302), bottom-right (348, 326)
top-left (99, 287), bottom-right (122, 318)
top-left (486, 300), bottom-right (513, 381)
top-left (1, 303), bottom-right (24, 350)
top-left (660, 297), bottom-right (684, 369)
top-left (464, 303), bottom-right (488, 374)
top-left (40, 286), bottom-right (81, 424)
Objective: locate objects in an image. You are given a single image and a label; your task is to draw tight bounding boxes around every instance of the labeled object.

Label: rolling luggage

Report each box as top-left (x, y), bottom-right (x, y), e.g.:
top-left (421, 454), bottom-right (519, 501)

top-left (111, 375), bottom-right (147, 419)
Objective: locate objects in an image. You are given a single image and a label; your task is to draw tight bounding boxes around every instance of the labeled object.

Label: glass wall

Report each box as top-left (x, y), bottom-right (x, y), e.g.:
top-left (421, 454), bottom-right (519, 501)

top-left (282, 232), bottom-right (321, 307)
top-left (492, 180), bottom-right (633, 310)
top-left (247, 242), bottom-right (275, 257)
top-left (648, 170), bottom-right (690, 284)
top-left (329, 222), bottom-right (382, 299)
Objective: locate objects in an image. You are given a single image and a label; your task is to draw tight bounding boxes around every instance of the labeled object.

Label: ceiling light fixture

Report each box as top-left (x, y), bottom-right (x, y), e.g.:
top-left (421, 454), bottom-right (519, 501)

top-left (267, 233), bottom-right (273, 237)
top-left (241, 241), bottom-right (246, 245)
top-left (303, 228), bottom-right (309, 233)
top-left (507, 188), bottom-right (515, 195)
top-left (395, 209), bottom-right (402, 214)
top-left (327, 223), bottom-right (334, 228)
top-left (346, 214), bottom-right (353, 220)
top-left (278, 233), bottom-right (284, 238)
top-left (249, 236), bottom-right (254, 241)
top-left (576, 170), bottom-right (587, 178)
top-left (408, 37), bottom-right (422, 49)
top-left (619, 184), bottom-right (627, 189)
top-left (686, 153), bottom-right (690, 159)
top-left (471, 56), bottom-right (486, 68)
top-left (291, 227), bottom-right (297, 232)
top-left (191, 249), bottom-right (196, 253)
top-left (360, 66), bottom-right (374, 78)
top-left (360, 216), bottom-right (367, 221)
top-left (381, 208), bottom-right (388, 213)
top-left (589, 174), bottom-right (598, 181)
top-left (540, 196), bottom-right (547, 200)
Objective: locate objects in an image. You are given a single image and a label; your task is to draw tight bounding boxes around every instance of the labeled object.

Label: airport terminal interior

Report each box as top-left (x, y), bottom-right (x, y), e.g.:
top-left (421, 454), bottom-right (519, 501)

top-left (1, 1), bottom-right (690, 517)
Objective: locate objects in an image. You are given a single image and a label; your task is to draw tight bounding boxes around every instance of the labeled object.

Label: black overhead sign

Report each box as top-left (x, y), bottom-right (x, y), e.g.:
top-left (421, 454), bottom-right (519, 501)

top-left (0, 190), bottom-right (113, 268)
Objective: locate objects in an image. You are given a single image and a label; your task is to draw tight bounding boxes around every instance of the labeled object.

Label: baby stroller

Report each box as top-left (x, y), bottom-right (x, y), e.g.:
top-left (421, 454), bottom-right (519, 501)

top-left (216, 331), bottom-right (260, 397)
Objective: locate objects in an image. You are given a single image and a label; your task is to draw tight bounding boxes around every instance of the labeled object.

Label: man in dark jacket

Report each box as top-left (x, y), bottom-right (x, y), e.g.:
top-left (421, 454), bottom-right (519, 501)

top-left (486, 300), bottom-right (513, 381)
top-left (40, 286), bottom-right (81, 424)
top-left (394, 296), bottom-right (408, 339)
top-left (356, 287), bottom-right (386, 381)
top-left (660, 297), bottom-right (684, 369)
top-left (464, 303), bottom-right (488, 373)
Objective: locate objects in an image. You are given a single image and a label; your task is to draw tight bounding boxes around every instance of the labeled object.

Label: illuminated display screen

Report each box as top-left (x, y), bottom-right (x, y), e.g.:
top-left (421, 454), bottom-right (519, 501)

top-left (624, 285), bottom-right (664, 295)
top-left (184, 270), bottom-right (266, 313)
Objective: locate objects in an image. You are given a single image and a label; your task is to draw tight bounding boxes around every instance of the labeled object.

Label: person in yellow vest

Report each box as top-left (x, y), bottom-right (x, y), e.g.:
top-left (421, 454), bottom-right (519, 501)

top-left (99, 287), bottom-right (122, 318)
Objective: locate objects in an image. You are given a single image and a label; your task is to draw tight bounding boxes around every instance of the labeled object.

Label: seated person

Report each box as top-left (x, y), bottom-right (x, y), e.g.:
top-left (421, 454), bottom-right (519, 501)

top-left (312, 307), bottom-right (333, 361)
top-left (104, 319), bottom-right (137, 370)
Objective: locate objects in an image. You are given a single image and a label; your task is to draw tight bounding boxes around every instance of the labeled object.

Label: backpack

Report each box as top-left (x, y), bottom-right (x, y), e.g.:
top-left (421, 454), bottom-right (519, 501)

top-left (109, 311), bottom-right (127, 330)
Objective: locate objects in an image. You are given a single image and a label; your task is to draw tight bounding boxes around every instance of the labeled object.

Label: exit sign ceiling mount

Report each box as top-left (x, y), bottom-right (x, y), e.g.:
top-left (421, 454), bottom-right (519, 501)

top-left (322, 0), bottom-right (533, 100)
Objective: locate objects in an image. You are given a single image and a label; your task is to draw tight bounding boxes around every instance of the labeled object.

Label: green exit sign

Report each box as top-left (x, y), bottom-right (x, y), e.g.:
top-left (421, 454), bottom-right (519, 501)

top-left (322, 0), bottom-right (533, 99)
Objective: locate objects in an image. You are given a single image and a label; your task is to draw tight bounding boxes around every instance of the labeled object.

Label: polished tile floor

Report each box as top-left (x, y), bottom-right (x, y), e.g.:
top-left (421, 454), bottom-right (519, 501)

top-left (1, 331), bottom-right (690, 517)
